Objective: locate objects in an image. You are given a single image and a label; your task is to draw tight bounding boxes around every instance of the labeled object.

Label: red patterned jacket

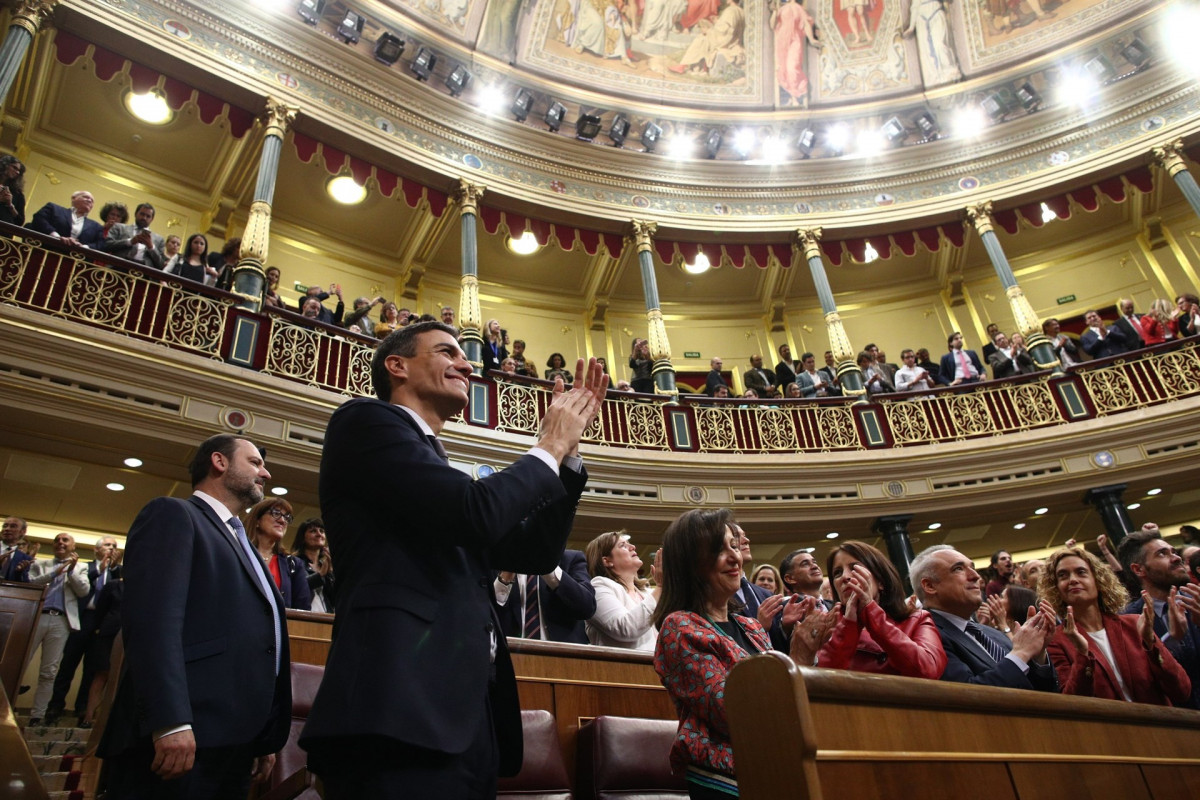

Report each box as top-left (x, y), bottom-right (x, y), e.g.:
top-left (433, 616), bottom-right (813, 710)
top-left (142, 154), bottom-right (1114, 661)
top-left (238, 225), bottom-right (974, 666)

top-left (653, 610), bottom-right (771, 779)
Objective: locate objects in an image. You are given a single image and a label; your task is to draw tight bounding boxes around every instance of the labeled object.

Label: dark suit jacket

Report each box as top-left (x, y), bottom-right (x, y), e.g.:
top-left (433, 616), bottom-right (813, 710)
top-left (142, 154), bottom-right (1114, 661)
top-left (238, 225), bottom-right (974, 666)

top-left (0, 547), bottom-right (32, 581)
top-left (268, 553), bottom-right (312, 611)
top-left (482, 340), bottom-right (510, 374)
top-left (101, 222), bottom-right (166, 268)
top-left (705, 369), bottom-right (726, 396)
top-left (743, 366), bottom-right (777, 396)
top-left (1113, 315), bottom-right (1146, 350)
top-left (775, 360), bottom-right (798, 390)
top-left (931, 610), bottom-right (1057, 691)
top-left (938, 349), bottom-right (985, 385)
top-left (1080, 325), bottom-right (1129, 360)
top-left (493, 549), bottom-right (596, 645)
top-left (1125, 596), bottom-right (1200, 709)
top-left (987, 348), bottom-right (1035, 380)
top-left (28, 203), bottom-right (104, 247)
top-left (299, 398), bottom-right (586, 777)
top-left (100, 495), bottom-right (290, 757)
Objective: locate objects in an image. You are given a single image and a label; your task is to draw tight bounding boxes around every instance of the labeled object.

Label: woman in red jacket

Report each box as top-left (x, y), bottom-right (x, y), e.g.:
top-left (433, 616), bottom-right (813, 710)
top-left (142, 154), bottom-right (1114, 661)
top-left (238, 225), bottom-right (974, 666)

top-left (1042, 546), bottom-right (1190, 706)
top-left (817, 540), bottom-right (947, 679)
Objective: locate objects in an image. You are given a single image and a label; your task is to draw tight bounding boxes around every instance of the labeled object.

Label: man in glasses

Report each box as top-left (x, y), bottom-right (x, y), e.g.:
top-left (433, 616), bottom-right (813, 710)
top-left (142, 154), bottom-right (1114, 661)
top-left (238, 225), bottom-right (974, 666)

top-left (26, 533), bottom-right (89, 725)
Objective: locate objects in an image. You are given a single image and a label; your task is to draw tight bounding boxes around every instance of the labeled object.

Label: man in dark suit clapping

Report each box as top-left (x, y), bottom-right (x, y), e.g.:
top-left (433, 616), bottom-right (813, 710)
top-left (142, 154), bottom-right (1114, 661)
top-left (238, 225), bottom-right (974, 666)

top-left (493, 549), bottom-right (596, 645)
top-left (28, 190), bottom-right (104, 247)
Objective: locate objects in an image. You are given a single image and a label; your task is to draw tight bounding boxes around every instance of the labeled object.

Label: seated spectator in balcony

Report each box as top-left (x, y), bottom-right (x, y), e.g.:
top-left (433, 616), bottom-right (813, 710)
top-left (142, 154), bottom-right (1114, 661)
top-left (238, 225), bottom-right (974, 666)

top-left (494, 549), bottom-right (596, 644)
top-left (751, 564), bottom-right (783, 596)
top-left (817, 540), bottom-right (946, 679)
top-left (29, 189), bottom-right (104, 247)
top-left (482, 319), bottom-right (508, 373)
top-left (163, 233), bottom-right (212, 284)
top-left (1139, 299), bottom-right (1177, 345)
top-left (102, 202), bottom-right (165, 268)
top-left (1117, 530), bottom-right (1200, 709)
top-left (916, 348), bottom-right (941, 381)
top-left (895, 348), bottom-right (936, 392)
top-left (712, 384), bottom-right (730, 398)
top-left (1175, 294), bottom-right (1200, 338)
top-left (207, 237), bottom-right (240, 291)
top-left (740, 387), bottom-right (759, 402)
top-left (262, 266), bottom-right (286, 309)
top-left (500, 357), bottom-right (518, 375)
top-left (629, 338), bottom-right (654, 394)
top-left (343, 295), bottom-right (384, 334)
top-left (820, 350), bottom-right (843, 396)
top-left (546, 352), bottom-right (573, 384)
top-left (1042, 546), bottom-right (1190, 706)
top-left (775, 343), bottom-right (799, 392)
top-left (614, 379), bottom-right (633, 391)
top-left (375, 302), bottom-right (404, 338)
top-left (1114, 298), bottom-right (1147, 350)
top-left (987, 332), bottom-right (1035, 379)
top-left (300, 283), bottom-right (344, 326)
top-left (246, 498), bottom-right (311, 611)
top-left (795, 352), bottom-right (833, 397)
top-left (1080, 309), bottom-right (1130, 359)
top-left (585, 530), bottom-right (659, 650)
top-left (938, 331), bottom-right (985, 386)
top-left (784, 382), bottom-right (801, 398)
top-left (743, 354), bottom-right (777, 398)
top-left (510, 339), bottom-right (536, 378)
top-left (1043, 318), bottom-right (1082, 368)
top-left (97, 202), bottom-right (128, 242)
top-left (702, 356), bottom-right (725, 397)
top-left (290, 518), bottom-right (335, 614)
top-left (911, 545), bottom-right (1057, 691)
top-left (0, 155), bottom-right (26, 226)
top-left (301, 297), bottom-right (325, 323)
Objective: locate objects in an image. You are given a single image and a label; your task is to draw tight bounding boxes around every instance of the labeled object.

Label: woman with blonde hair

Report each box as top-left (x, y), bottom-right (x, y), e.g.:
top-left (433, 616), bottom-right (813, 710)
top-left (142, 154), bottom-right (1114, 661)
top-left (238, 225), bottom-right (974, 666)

top-left (585, 530), bottom-right (660, 650)
top-left (1041, 546), bottom-right (1190, 705)
top-left (750, 563), bottom-right (784, 596)
top-left (1139, 298), bottom-right (1177, 345)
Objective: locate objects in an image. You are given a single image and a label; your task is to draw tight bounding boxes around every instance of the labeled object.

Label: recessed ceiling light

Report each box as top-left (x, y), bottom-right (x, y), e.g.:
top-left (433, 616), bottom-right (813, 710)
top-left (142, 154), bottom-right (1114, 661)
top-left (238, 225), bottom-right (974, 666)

top-left (1013, 522), bottom-right (1026, 530)
top-left (927, 522), bottom-right (942, 530)
top-left (271, 487), bottom-right (289, 496)
top-left (106, 482), bottom-right (125, 492)
top-left (506, 231), bottom-right (540, 255)
top-left (826, 532), bottom-right (839, 539)
top-left (125, 90), bottom-right (172, 124)
top-left (683, 252), bottom-right (710, 275)
top-left (123, 457), bottom-right (143, 468)
top-left (326, 175), bottom-right (367, 205)
top-left (1035, 507), bottom-right (1049, 515)
top-left (1128, 502), bottom-right (1142, 510)
top-left (1147, 488), bottom-right (1162, 496)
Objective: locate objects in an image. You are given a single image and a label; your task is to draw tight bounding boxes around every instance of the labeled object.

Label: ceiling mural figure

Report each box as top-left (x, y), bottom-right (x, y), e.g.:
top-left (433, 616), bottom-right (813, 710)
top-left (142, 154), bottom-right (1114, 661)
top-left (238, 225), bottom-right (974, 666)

top-left (815, 0), bottom-right (911, 99)
top-left (772, 0), bottom-right (822, 107)
top-left (902, 0), bottom-right (961, 86)
top-left (478, 0), bottom-right (527, 60)
top-left (669, 0), bottom-right (746, 75)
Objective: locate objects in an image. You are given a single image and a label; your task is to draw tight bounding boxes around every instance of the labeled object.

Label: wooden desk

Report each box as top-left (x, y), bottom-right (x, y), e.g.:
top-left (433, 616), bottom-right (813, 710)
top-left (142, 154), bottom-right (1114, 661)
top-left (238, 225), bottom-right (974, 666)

top-left (0, 580), bottom-right (45, 706)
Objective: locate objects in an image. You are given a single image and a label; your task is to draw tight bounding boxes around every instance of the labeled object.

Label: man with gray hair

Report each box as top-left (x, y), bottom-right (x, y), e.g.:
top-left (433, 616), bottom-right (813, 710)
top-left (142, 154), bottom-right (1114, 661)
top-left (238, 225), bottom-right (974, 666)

top-left (910, 544), bottom-right (1057, 691)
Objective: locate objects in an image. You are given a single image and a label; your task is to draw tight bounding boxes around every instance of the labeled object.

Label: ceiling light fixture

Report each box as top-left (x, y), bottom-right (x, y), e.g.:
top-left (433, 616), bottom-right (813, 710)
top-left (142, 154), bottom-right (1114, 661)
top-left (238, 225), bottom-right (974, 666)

top-left (703, 128), bottom-right (723, 159)
top-left (506, 231), bottom-right (540, 255)
top-left (913, 112), bottom-right (938, 141)
top-left (758, 135), bottom-right (788, 165)
top-left (544, 101), bottom-right (567, 133)
top-left (106, 482), bottom-right (125, 492)
top-left (297, 0), bottom-right (326, 25)
top-left (271, 487), bottom-right (289, 496)
top-left (641, 122), bottom-right (663, 153)
top-left (374, 32), bottom-right (405, 65)
top-left (476, 84), bottom-right (506, 116)
top-left (123, 457), bottom-right (143, 468)
top-left (1127, 502), bottom-right (1142, 510)
top-left (445, 64), bottom-right (472, 97)
top-left (981, 91), bottom-right (1012, 120)
top-left (1015, 82), bottom-right (1042, 112)
top-left (927, 522), bottom-right (942, 530)
top-left (796, 127), bottom-right (816, 157)
top-left (862, 242), bottom-right (879, 263)
top-left (1013, 522), bottom-right (1026, 530)
top-left (824, 123), bottom-right (849, 153)
top-left (609, 114), bottom-right (630, 147)
top-left (326, 175), bottom-right (367, 205)
top-left (335, 10), bottom-right (364, 44)
top-left (826, 532), bottom-right (839, 539)
top-left (1147, 488), bottom-right (1162, 496)
top-left (683, 252), bottom-right (711, 275)
top-left (511, 89), bottom-right (534, 123)
top-left (575, 110), bottom-right (603, 142)
top-left (951, 107), bottom-right (987, 139)
top-left (1035, 507), bottom-right (1049, 515)
top-left (732, 128), bottom-right (756, 158)
top-left (410, 47), bottom-right (437, 81)
top-left (1040, 202), bottom-right (1057, 223)
top-left (667, 134), bottom-right (694, 160)
top-left (125, 89), bottom-right (172, 125)
top-left (881, 116), bottom-right (906, 144)
top-left (855, 128), bottom-right (885, 157)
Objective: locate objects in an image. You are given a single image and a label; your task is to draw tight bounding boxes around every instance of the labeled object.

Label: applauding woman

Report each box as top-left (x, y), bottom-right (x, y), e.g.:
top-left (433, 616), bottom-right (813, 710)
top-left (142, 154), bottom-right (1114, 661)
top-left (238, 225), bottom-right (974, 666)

top-left (1042, 546), bottom-right (1190, 706)
top-left (818, 541), bottom-right (946, 679)
top-left (585, 530), bottom-right (660, 650)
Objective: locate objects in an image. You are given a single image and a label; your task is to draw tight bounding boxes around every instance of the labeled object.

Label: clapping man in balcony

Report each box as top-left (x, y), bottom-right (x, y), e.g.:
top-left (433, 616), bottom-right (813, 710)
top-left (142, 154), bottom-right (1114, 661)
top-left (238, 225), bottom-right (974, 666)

top-left (1, 515), bottom-right (33, 581)
top-left (794, 352), bottom-right (832, 397)
top-left (299, 284), bottom-right (344, 326)
top-left (987, 332), bottom-right (1035, 379)
top-left (775, 343), bottom-right (799, 392)
top-left (493, 549), bottom-right (597, 644)
top-left (28, 190), bottom-right (104, 248)
top-left (1080, 309), bottom-right (1129, 360)
top-left (895, 348), bottom-right (936, 392)
top-left (1043, 318), bottom-right (1082, 368)
top-left (102, 202), bottom-right (166, 268)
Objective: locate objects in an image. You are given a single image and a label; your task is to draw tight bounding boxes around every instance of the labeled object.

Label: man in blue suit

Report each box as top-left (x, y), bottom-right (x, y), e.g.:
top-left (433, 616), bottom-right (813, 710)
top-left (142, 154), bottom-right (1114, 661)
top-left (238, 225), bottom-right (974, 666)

top-left (300, 320), bottom-right (607, 799)
top-left (911, 545), bottom-right (1058, 691)
top-left (937, 331), bottom-right (986, 386)
top-left (27, 190), bottom-right (104, 247)
top-left (494, 549), bottom-right (597, 644)
top-left (99, 434), bottom-right (290, 799)
top-left (1080, 309), bottom-right (1130, 360)
top-left (0, 515), bottom-right (33, 581)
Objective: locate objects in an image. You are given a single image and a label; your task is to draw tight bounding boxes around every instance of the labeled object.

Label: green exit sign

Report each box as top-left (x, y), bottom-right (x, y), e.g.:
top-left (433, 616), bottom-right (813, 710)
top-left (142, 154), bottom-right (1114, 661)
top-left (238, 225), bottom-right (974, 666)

top-left (684, 351), bottom-right (701, 358)
top-left (1057, 294), bottom-right (1076, 305)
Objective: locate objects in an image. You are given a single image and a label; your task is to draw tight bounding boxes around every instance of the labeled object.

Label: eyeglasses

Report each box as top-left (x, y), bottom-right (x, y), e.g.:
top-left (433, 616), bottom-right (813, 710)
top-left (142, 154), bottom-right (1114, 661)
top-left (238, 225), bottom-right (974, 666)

top-left (267, 508), bottom-right (293, 523)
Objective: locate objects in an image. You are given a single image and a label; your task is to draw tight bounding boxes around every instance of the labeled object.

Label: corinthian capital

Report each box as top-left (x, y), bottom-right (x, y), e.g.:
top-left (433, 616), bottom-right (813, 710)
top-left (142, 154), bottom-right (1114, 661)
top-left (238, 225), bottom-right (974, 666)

top-left (966, 202), bottom-right (995, 236)
top-left (11, 0), bottom-right (57, 36)
top-left (630, 219), bottom-right (657, 253)
top-left (794, 227), bottom-right (823, 261)
top-left (1151, 139), bottom-right (1187, 177)
top-left (262, 98), bottom-right (297, 139)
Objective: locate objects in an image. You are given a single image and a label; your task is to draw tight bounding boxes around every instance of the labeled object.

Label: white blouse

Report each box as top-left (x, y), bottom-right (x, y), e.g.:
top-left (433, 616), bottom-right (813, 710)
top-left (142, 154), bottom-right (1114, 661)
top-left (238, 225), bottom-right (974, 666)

top-left (586, 575), bottom-right (658, 651)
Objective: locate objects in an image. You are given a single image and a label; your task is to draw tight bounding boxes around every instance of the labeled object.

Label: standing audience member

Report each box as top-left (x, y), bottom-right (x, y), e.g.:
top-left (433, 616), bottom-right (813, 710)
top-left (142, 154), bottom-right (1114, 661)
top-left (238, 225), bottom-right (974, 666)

top-left (774, 343), bottom-right (799, 392)
top-left (439, 304), bottom-right (455, 326)
top-left (1080, 309), bottom-right (1130, 359)
top-left (494, 549), bottom-right (597, 644)
top-left (794, 352), bottom-right (832, 397)
top-left (207, 238), bottom-right (241, 291)
top-left (985, 549), bottom-right (1014, 597)
top-left (482, 319), bottom-right (508, 373)
top-left (1139, 299), bottom-right (1177, 345)
top-left (1113, 298), bottom-right (1146, 350)
top-left (0, 154), bottom-right (27, 225)
top-left (743, 354), bottom-right (777, 398)
top-left (1041, 546), bottom-right (1190, 706)
top-left (262, 266), bottom-right (286, 309)
top-left (1175, 294), bottom-right (1200, 338)
top-left (1042, 318), bottom-right (1082, 368)
top-left (895, 348), bottom-right (936, 392)
top-left (99, 434), bottom-right (290, 797)
top-left (629, 338), bottom-right (654, 393)
top-left (817, 540), bottom-right (947, 679)
top-left (545, 352), bottom-right (573, 384)
top-left (586, 531), bottom-right (660, 650)
top-left (103, 202), bottom-right (166, 268)
top-left (510, 339), bottom-right (536, 378)
top-left (705, 357), bottom-right (726, 396)
top-left (81, 566), bottom-right (123, 729)
top-left (246, 498), bottom-right (311, 611)
top-left (819, 351), bottom-right (842, 395)
top-left (29, 190), bottom-right (104, 247)
top-left (298, 284), bottom-right (344, 326)
top-left (25, 534), bottom-right (90, 725)
top-left (987, 332), bottom-right (1035, 378)
top-left (1, 515), bottom-right (33, 581)
top-left (938, 331), bottom-right (984, 385)
top-left (290, 518), bottom-right (335, 614)
top-left (97, 202), bottom-right (129, 243)
top-left (163, 233), bottom-right (211, 284)
top-left (161, 234), bottom-right (182, 273)
top-left (375, 302), bottom-right (404, 338)
top-left (343, 295), bottom-right (385, 334)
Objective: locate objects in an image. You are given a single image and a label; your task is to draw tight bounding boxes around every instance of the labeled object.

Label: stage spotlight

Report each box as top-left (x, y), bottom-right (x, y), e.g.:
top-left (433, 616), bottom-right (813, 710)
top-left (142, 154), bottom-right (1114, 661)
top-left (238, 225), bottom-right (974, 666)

top-left (881, 116), bottom-right (906, 144)
top-left (544, 101), bottom-right (567, 132)
top-left (410, 47), bottom-right (437, 81)
top-left (913, 112), bottom-right (938, 141)
top-left (981, 91), bottom-right (1012, 120)
top-left (1083, 54), bottom-right (1115, 83)
top-left (642, 121), bottom-right (662, 152)
top-left (374, 33), bottom-right (405, 65)
top-left (576, 111), bottom-right (603, 141)
top-left (824, 123), bottom-right (849, 154)
top-left (732, 128), bottom-right (757, 158)
top-left (796, 127), bottom-right (816, 157)
top-left (297, 0), bottom-right (326, 25)
top-left (1120, 38), bottom-right (1151, 69)
top-left (336, 10), bottom-right (364, 44)
top-left (445, 64), bottom-right (471, 96)
top-left (1015, 82), bottom-right (1042, 111)
top-left (703, 128), bottom-right (723, 158)
top-left (609, 114), bottom-right (630, 147)
top-left (511, 88), bottom-right (533, 122)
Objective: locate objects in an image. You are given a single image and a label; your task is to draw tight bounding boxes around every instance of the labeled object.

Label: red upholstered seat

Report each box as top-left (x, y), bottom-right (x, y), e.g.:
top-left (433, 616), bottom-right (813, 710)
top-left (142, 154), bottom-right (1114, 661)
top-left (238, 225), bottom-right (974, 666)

top-left (497, 709), bottom-right (572, 799)
top-left (576, 716), bottom-right (687, 799)
top-left (260, 662), bottom-right (324, 800)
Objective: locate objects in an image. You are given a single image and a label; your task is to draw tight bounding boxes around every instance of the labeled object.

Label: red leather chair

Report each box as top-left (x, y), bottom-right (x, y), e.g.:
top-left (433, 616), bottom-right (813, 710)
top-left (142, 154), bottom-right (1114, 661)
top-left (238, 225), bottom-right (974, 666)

top-left (258, 662), bottom-right (324, 800)
top-left (497, 709), bottom-right (572, 799)
top-left (576, 716), bottom-right (687, 799)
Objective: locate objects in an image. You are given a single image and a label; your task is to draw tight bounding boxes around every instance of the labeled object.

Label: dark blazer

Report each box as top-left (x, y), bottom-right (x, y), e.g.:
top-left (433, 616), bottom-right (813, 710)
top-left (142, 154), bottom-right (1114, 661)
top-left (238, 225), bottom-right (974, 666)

top-left (299, 398), bottom-right (587, 777)
top-left (705, 369), bottom-right (726, 396)
top-left (987, 348), bottom-right (1035, 380)
top-left (482, 340), bottom-right (509, 374)
top-left (101, 222), bottom-right (166, 268)
top-left (0, 547), bottom-right (32, 581)
top-left (267, 553), bottom-right (312, 611)
top-left (775, 359), bottom-right (798, 390)
top-left (1080, 325), bottom-right (1129, 360)
top-left (931, 610), bottom-right (1057, 691)
top-left (99, 495), bottom-right (290, 757)
top-left (493, 549), bottom-right (596, 645)
top-left (1125, 596), bottom-right (1200, 710)
top-left (743, 366), bottom-right (777, 396)
top-left (937, 349), bottom-right (986, 385)
top-left (1113, 315), bottom-right (1146, 350)
top-left (28, 203), bottom-right (104, 246)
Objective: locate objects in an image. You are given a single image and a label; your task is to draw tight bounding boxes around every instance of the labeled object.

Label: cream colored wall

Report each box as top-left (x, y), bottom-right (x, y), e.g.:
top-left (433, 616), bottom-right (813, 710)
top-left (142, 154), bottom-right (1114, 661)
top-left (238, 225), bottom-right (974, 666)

top-left (783, 294), bottom-right (956, 363)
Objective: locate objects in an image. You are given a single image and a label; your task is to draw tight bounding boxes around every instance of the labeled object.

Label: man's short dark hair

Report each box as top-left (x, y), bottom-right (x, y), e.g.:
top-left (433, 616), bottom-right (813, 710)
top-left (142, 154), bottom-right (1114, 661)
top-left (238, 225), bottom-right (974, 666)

top-left (864, 343), bottom-right (877, 351)
top-left (1116, 528), bottom-right (1160, 576)
top-left (989, 549), bottom-right (1009, 567)
top-left (800, 352), bottom-right (813, 361)
top-left (188, 434), bottom-right (252, 487)
top-left (1180, 524), bottom-right (1199, 544)
top-left (947, 331), bottom-right (961, 348)
top-left (135, 202), bottom-right (155, 217)
top-left (778, 548), bottom-right (809, 585)
top-left (371, 320), bottom-right (459, 401)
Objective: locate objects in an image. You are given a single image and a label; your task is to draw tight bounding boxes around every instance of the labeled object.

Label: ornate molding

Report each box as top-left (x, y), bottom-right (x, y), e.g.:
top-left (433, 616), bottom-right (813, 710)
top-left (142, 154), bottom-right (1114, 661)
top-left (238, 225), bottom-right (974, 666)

top-left (631, 219), bottom-right (657, 254)
top-left (646, 307), bottom-right (671, 363)
top-left (456, 179), bottom-right (485, 216)
top-left (967, 202), bottom-right (995, 237)
top-left (10, 0), bottom-right (56, 37)
top-left (1151, 139), bottom-right (1188, 178)
top-left (239, 199), bottom-right (271, 262)
top-left (796, 227), bottom-right (824, 262)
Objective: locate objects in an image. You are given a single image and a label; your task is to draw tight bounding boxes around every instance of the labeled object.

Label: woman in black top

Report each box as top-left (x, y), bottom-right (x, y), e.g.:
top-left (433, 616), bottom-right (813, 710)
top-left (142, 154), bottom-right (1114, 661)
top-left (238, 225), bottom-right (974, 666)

top-left (0, 155), bottom-right (26, 226)
top-left (629, 337), bottom-right (654, 393)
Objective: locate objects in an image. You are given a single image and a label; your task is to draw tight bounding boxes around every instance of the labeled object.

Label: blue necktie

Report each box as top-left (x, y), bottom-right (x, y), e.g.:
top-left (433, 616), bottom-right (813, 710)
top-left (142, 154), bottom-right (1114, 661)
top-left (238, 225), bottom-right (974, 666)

top-left (966, 621), bottom-right (1008, 664)
top-left (229, 516), bottom-right (281, 675)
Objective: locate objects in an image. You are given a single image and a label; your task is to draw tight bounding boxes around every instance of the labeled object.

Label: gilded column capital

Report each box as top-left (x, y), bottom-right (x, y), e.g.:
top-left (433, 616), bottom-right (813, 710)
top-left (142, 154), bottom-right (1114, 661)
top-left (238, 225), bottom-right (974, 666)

top-left (630, 219), bottom-right (657, 253)
top-left (262, 97), bottom-right (297, 140)
top-left (456, 179), bottom-right (485, 216)
top-left (823, 310), bottom-right (855, 364)
top-left (1151, 139), bottom-right (1188, 178)
top-left (239, 200), bottom-right (272, 262)
top-left (795, 227), bottom-right (823, 261)
top-left (458, 273), bottom-right (482, 331)
top-left (10, 0), bottom-right (56, 36)
top-left (967, 202), bottom-right (995, 236)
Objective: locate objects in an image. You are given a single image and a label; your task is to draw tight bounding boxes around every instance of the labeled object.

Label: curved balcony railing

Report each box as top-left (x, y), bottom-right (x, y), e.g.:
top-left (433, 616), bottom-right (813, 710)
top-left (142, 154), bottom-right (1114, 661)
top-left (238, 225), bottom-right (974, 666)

top-left (3, 226), bottom-right (1199, 453)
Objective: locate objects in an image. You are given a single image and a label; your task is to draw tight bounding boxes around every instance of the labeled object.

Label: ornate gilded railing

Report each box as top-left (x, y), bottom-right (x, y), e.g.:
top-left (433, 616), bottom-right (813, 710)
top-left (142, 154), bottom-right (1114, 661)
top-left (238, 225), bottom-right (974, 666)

top-left (4, 228), bottom-right (1200, 452)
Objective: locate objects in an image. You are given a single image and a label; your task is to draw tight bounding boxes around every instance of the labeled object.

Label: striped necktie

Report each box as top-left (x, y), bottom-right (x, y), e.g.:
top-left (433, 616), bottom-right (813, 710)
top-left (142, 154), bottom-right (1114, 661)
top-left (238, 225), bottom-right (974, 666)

top-left (966, 621), bottom-right (1007, 663)
top-left (523, 574), bottom-right (542, 639)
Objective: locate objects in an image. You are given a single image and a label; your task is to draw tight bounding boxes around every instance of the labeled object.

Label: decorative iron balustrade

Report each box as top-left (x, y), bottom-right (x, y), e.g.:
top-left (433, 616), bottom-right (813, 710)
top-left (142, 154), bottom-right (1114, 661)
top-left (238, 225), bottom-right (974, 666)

top-left (3, 228), bottom-right (1200, 453)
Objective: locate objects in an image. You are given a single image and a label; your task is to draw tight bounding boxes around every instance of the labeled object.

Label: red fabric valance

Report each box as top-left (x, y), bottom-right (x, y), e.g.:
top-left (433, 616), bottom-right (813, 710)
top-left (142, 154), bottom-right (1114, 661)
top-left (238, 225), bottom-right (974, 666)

top-left (291, 132), bottom-right (448, 214)
top-left (478, 205), bottom-right (624, 258)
